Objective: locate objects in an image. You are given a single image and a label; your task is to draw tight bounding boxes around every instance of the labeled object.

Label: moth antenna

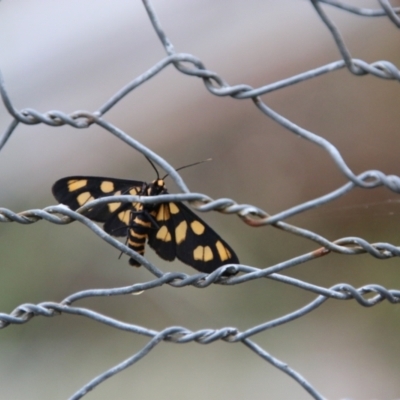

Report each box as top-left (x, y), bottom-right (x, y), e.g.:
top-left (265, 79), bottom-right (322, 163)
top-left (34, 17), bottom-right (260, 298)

top-left (145, 156), bottom-right (160, 180)
top-left (162, 158), bottom-right (212, 180)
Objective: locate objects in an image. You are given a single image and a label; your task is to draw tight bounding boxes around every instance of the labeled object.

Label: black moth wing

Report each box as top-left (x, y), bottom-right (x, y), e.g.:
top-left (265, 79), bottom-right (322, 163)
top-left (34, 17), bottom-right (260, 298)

top-left (52, 176), bottom-right (145, 236)
top-left (147, 201), bottom-right (239, 274)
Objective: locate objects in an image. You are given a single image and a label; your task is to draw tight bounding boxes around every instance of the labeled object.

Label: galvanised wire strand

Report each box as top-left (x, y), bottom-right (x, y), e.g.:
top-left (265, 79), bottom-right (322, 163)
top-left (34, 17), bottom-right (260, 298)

top-left (69, 333), bottom-right (326, 400)
top-left (1, 277), bottom-right (399, 330)
top-left (2, 93), bottom-right (400, 237)
top-left (1, 281), bottom-right (398, 400)
top-left (0, 279), bottom-right (398, 399)
top-left (0, 0), bottom-right (399, 398)
top-left (2, 191), bottom-right (400, 263)
top-left (1, 62), bottom-right (399, 190)
top-left (320, 0), bottom-right (400, 19)
top-left (379, 0), bottom-right (400, 26)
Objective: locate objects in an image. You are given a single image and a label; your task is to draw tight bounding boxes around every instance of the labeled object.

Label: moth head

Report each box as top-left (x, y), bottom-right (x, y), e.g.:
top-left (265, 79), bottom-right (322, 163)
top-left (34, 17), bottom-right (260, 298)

top-left (148, 179), bottom-right (167, 196)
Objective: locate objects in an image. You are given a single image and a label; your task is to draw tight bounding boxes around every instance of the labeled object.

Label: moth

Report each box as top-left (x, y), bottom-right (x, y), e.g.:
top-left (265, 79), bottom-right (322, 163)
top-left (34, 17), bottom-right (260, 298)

top-left (52, 163), bottom-right (239, 274)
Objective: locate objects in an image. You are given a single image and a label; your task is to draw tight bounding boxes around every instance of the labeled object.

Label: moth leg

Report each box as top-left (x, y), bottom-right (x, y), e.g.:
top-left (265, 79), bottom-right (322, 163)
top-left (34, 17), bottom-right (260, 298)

top-left (143, 210), bottom-right (160, 230)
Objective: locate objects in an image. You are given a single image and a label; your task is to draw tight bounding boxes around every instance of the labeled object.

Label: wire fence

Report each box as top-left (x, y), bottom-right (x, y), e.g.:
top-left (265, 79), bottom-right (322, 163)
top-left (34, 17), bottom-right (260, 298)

top-left (0, 1), bottom-right (400, 399)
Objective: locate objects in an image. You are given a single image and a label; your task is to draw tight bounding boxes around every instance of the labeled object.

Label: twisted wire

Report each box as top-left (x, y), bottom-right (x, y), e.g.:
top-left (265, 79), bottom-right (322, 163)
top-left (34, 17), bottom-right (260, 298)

top-left (1, 277), bottom-right (398, 399)
top-left (0, 0), bottom-right (399, 399)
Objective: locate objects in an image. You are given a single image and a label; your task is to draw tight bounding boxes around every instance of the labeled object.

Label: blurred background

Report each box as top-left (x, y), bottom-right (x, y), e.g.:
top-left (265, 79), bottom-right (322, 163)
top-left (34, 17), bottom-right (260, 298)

top-left (0, 0), bottom-right (399, 399)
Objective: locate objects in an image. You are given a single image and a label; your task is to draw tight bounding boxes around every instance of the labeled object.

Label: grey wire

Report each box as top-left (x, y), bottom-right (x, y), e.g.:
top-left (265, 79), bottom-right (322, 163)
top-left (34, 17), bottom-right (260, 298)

top-left (320, 0), bottom-right (400, 19)
top-left (379, 0), bottom-right (400, 27)
top-left (0, 0), bottom-right (399, 398)
top-left (1, 279), bottom-right (397, 399)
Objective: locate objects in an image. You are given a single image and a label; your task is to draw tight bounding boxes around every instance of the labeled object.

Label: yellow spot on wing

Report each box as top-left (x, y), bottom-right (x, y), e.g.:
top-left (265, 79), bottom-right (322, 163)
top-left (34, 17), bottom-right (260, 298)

top-left (193, 245), bottom-right (213, 261)
top-left (133, 202), bottom-right (142, 211)
top-left (109, 191), bottom-right (125, 213)
top-left (156, 225), bottom-right (172, 242)
top-left (215, 240), bottom-right (231, 261)
top-left (77, 191), bottom-right (94, 206)
top-left (108, 202), bottom-right (121, 213)
top-left (191, 220), bottom-right (205, 235)
top-left (175, 220), bottom-right (187, 244)
top-left (204, 247), bottom-right (213, 261)
top-left (129, 188), bottom-right (138, 195)
top-left (169, 203), bottom-right (179, 214)
top-left (68, 179), bottom-right (87, 192)
top-left (156, 204), bottom-right (170, 221)
top-left (118, 210), bottom-right (131, 225)
top-left (100, 181), bottom-right (114, 193)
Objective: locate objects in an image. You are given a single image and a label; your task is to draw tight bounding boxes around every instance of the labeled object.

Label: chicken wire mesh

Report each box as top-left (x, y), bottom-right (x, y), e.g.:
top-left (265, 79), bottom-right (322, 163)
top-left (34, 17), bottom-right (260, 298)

top-left (0, 1), bottom-right (400, 399)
